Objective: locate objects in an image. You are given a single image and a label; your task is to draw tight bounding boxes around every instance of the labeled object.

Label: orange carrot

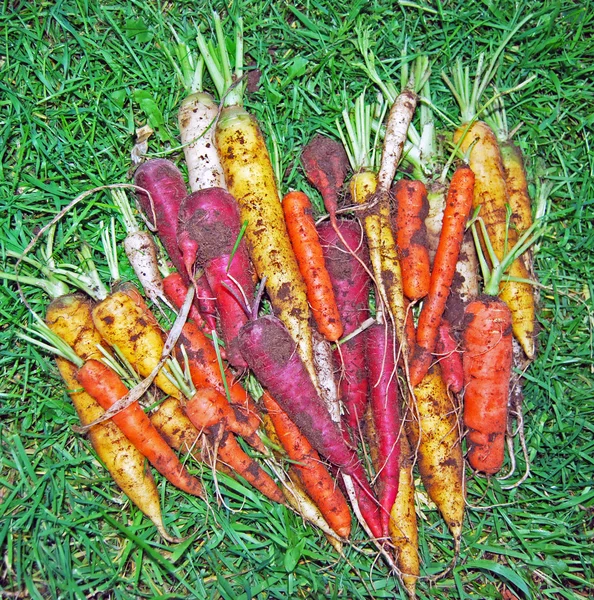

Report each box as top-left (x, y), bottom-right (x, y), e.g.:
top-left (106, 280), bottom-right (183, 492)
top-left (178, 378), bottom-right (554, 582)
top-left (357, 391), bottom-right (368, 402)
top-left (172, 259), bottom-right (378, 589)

top-left (462, 298), bottom-right (512, 473)
top-left (409, 165), bottom-right (475, 387)
top-left (210, 423), bottom-right (285, 504)
top-left (76, 359), bottom-right (205, 498)
top-left (262, 391), bottom-right (351, 538)
top-left (184, 387), bottom-right (265, 453)
top-left (393, 178), bottom-right (431, 301)
top-left (282, 191), bottom-right (344, 342)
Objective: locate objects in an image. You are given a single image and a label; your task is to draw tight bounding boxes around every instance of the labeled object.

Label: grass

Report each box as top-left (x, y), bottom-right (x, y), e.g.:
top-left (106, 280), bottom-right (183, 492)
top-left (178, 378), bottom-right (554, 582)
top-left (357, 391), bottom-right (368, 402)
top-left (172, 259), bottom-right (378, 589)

top-left (1, 0), bottom-right (593, 598)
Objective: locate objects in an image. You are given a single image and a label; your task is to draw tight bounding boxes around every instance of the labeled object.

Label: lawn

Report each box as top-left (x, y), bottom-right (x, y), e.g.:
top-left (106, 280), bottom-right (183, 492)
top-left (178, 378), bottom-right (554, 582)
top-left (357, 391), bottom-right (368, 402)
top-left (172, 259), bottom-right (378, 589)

top-left (1, 1), bottom-right (593, 598)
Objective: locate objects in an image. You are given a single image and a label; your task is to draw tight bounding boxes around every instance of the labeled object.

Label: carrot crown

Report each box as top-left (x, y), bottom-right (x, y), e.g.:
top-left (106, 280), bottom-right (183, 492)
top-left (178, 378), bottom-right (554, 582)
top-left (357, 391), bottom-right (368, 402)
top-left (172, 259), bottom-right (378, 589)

top-left (337, 91), bottom-right (383, 174)
top-left (441, 13), bottom-right (533, 124)
top-left (196, 13), bottom-right (245, 108)
top-left (162, 28), bottom-right (206, 95)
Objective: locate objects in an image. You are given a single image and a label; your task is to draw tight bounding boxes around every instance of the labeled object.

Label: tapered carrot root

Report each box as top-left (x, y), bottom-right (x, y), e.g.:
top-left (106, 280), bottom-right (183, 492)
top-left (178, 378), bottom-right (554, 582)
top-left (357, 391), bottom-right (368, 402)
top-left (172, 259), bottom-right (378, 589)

top-left (352, 171), bottom-right (408, 357)
top-left (389, 433), bottom-right (419, 599)
top-left (282, 191), bottom-right (344, 342)
top-left (406, 365), bottom-right (465, 545)
top-left (262, 392), bottom-right (351, 538)
top-left (318, 219), bottom-right (371, 435)
top-left (463, 297), bottom-right (513, 474)
top-left (216, 106), bottom-right (317, 386)
top-left (409, 165), bottom-right (475, 387)
top-left (46, 296), bottom-right (176, 540)
top-left (91, 290), bottom-right (202, 453)
top-left (211, 424), bottom-right (285, 504)
top-left (453, 122), bottom-right (535, 358)
top-left (77, 359), bottom-right (205, 498)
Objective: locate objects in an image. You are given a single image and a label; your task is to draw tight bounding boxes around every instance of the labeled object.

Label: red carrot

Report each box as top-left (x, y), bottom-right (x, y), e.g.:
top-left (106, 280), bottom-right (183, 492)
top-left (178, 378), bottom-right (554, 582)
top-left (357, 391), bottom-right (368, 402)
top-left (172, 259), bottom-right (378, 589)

top-left (409, 165), bottom-right (475, 387)
top-left (133, 158), bottom-right (217, 329)
top-left (282, 191), bottom-right (344, 342)
top-left (162, 272), bottom-right (213, 339)
top-left (300, 134), bottom-right (350, 224)
top-left (178, 187), bottom-right (255, 368)
top-left (76, 359), bottom-right (205, 498)
top-left (317, 219), bottom-right (371, 434)
top-left (238, 315), bottom-right (383, 539)
top-left (435, 320), bottom-right (464, 393)
top-left (393, 178), bottom-right (431, 301)
top-left (366, 323), bottom-right (401, 537)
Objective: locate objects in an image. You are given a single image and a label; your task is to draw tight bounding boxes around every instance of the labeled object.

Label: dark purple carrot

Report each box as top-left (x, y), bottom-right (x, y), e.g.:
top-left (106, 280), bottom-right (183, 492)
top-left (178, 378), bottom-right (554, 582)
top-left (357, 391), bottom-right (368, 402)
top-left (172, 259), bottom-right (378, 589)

top-left (366, 323), bottom-right (401, 537)
top-left (237, 315), bottom-right (383, 539)
top-left (133, 158), bottom-right (217, 329)
top-left (178, 187), bottom-right (254, 368)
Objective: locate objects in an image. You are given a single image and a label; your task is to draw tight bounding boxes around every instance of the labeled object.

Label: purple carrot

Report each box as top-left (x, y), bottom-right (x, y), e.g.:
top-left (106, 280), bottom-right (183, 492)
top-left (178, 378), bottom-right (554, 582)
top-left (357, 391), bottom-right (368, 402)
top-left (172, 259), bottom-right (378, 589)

top-left (178, 187), bottom-right (254, 368)
top-left (237, 315), bottom-right (383, 539)
top-left (133, 159), bottom-right (217, 329)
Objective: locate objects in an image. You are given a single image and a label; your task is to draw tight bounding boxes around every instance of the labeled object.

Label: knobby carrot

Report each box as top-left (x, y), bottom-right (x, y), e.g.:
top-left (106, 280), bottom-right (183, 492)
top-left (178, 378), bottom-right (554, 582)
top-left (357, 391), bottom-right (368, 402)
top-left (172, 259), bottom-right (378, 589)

top-left (409, 165), bottom-right (475, 387)
top-left (282, 191), bottom-right (344, 342)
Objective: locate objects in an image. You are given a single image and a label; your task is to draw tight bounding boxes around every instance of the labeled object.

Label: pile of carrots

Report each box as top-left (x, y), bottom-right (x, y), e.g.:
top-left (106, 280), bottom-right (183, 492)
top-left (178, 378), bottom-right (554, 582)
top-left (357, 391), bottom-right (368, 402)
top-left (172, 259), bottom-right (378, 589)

top-left (12, 14), bottom-right (546, 599)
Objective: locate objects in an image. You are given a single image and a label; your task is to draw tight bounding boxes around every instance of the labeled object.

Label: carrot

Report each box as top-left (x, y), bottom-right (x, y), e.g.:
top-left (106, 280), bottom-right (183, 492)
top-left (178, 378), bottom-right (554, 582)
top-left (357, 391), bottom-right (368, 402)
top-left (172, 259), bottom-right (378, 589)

top-left (393, 178), bottom-right (431, 301)
top-left (282, 191), bottom-right (343, 342)
top-left (443, 31), bottom-right (536, 358)
top-left (389, 433), bottom-right (419, 599)
top-left (338, 92), bottom-right (408, 356)
top-left (162, 271), bottom-right (212, 337)
top-left (366, 323), bottom-right (402, 538)
top-left (406, 364), bottom-right (465, 546)
top-left (45, 295), bottom-right (177, 540)
top-left (318, 219), bottom-right (371, 435)
top-left (262, 391), bottom-right (351, 539)
top-left (110, 189), bottom-right (170, 309)
top-left (463, 298), bottom-right (512, 473)
top-left (163, 34), bottom-right (227, 191)
top-left (462, 205), bottom-right (543, 473)
top-left (434, 321), bottom-right (464, 394)
top-left (77, 359), bottom-right (205, 498)
top-left (91, 289), bottom-right (202, 453)
top-left (300, 133), bottom-right (350, 225)
top-left (184, 387), bottom-right (264, 454)
top-left (210, 423), bottom-right (285, 504)
top-left (237, 315), bottom-right (383, 539)
top-left (197, 15), bottom-right (318, 388)
top-left (409, 165), bottom-right (475, 387)
top-left (178, 187), bottom-right (255, 367)
top-left (133, 158), bottom-right (217, 329)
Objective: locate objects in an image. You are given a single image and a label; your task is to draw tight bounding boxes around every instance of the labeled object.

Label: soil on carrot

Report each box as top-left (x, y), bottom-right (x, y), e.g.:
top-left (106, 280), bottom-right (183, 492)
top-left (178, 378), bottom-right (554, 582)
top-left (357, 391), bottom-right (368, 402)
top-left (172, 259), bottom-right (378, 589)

top-left (185, 209), bottom-right (237, 261)
top-left (301, 134), bottom-right (351, 205)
